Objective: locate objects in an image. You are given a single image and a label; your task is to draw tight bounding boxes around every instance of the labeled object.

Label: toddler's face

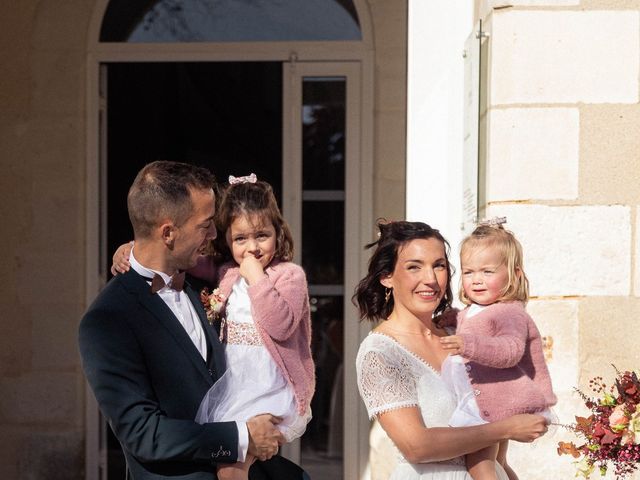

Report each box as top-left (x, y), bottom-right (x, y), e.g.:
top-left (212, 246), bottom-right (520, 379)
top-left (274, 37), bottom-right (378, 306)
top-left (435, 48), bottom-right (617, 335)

top-left (461, 246), bottom-right (509, 305)
top-left (226, 213), bottom-right (277, 269)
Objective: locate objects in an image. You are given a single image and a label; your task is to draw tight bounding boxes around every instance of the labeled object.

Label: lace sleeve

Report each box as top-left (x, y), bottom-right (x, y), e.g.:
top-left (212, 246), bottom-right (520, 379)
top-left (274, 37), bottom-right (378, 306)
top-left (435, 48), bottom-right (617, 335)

top-left (356, 337), bottom-right (419, 419)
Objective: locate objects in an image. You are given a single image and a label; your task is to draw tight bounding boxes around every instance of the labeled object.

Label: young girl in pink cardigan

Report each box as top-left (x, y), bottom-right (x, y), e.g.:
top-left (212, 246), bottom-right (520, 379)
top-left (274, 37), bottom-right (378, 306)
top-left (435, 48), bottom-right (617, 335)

top-left (195, 174), bottom-right (314, 480)
top-left (439, 219), bottom-right (556, 480)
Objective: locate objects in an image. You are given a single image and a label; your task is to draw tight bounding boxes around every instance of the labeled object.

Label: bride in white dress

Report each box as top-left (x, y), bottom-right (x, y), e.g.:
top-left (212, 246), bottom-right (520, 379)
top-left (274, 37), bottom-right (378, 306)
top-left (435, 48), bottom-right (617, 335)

top-left (354, 221), bottom-right (548, 480)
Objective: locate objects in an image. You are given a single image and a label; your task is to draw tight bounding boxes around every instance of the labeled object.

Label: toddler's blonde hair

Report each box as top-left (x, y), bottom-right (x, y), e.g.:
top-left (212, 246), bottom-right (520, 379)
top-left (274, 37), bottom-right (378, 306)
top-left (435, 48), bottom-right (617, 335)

top-left (459, 224), bottom-right (529, 305)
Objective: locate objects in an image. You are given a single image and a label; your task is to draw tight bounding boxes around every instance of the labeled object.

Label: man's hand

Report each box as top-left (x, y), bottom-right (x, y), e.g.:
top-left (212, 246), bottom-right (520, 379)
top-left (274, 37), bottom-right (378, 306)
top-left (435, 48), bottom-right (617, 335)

top-left (247, 414), bottom-right (285, 461)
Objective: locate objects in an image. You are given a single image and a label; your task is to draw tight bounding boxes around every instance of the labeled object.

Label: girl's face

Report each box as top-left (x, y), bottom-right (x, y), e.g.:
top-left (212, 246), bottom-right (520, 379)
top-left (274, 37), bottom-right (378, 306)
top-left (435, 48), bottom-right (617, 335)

top-left (226, 213), bottom-right (277, 269)
top-left (461, 244), bottom-right (510, 306)
top-left (381, 238), bottom-right (448, 320)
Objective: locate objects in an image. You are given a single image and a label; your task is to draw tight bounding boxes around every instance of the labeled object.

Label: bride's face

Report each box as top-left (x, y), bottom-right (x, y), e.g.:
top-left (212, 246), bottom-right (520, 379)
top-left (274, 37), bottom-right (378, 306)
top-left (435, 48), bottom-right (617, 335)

top-left (381, 238), bottom-right (448, 319)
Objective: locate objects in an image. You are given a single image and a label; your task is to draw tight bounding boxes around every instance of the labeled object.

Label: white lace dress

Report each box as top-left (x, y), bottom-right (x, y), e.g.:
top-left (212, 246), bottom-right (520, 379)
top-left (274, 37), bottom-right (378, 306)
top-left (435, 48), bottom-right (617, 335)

top-left (356, 332), bottom-right (509, 480)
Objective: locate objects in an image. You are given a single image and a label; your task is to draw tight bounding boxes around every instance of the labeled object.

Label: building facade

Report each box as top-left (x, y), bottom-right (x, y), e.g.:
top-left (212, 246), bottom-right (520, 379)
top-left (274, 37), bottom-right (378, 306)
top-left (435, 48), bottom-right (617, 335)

top-left (0, 0), bottom-right (639, 479)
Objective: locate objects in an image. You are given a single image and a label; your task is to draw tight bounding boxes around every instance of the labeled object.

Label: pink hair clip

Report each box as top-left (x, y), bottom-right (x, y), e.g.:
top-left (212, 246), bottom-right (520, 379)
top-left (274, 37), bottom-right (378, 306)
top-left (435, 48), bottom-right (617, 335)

top-left (478, 216), bottom-right (507, 227)
top-left (228, 173), bottom-right (257, 185)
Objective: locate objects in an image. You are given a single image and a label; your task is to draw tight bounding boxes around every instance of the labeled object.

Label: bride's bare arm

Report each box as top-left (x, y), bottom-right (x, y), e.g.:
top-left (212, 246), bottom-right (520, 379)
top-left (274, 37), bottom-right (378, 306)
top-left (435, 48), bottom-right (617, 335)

top-left (377, 407), bottom-right (547, 464)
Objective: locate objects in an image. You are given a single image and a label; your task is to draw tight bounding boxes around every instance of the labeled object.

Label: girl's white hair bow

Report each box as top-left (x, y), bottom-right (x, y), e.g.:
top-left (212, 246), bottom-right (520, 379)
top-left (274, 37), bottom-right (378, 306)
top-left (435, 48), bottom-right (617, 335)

top-left (478, 216), bottom-right (507, 227)
top-left (228, 173), bottom-right (257, 185)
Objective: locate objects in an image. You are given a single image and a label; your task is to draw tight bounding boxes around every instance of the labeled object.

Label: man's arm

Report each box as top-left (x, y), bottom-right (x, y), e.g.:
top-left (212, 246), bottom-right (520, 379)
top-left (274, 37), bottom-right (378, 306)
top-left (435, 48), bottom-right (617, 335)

top-left (79, 304), bottom-right (239, 464)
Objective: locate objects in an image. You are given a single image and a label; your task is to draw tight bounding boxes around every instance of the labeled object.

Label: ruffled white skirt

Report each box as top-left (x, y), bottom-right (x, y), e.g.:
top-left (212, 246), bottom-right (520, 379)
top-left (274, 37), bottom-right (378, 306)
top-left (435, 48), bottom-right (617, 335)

top-left (195, 343), bottom-right (311, 442)
top-left (440, 355), bottom-right (487, 427)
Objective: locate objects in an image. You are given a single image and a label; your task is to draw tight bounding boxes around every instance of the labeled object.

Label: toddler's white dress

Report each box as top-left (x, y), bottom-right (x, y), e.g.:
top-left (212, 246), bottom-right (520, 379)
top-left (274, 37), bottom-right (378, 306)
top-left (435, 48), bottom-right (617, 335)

top-left (195, 277), bottom-right (311, 442)
top-left (356, 332), bottom-right (509, 479)
top-left (441, 304), bottom-right (488, 427)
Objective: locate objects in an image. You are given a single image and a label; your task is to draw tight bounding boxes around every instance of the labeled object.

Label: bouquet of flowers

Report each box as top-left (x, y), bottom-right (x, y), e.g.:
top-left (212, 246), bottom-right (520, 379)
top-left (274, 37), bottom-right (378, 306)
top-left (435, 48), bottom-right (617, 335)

top-left (558, 367), bottom-right (640, 478)
top-left (200, 287), bottom-right (225, 324)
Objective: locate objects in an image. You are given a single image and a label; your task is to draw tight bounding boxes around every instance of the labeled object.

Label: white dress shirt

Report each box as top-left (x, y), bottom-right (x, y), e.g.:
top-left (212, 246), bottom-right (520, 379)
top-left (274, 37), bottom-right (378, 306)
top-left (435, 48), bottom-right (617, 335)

top-left (129, 249), bottom-right (207, 359)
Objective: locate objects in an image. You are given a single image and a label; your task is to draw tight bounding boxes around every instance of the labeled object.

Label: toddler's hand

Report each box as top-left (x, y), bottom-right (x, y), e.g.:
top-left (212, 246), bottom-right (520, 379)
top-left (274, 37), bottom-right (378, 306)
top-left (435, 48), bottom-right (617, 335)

top-left (111, 241), bottom-right (133, 275)
top-left (239, 255), bottom-right (266, 285)
top-left (440, 335), bottom-right (464, 355)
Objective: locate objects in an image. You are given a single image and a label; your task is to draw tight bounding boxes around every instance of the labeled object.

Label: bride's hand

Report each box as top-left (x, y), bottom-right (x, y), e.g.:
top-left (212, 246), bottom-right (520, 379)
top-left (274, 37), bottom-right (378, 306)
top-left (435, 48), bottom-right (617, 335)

top-left (504, 414), bottom-right (548, 443)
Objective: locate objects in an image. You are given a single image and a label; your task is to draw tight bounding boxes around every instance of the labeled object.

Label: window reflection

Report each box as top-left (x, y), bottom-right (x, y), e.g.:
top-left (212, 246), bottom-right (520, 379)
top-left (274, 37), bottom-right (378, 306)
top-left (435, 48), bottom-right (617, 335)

top-left (302, 78), bottom-right (346, 190)
top-left (299, 76), bottom-right (345, 477)
top-left (101, 0), bottom-right (361, 42)
top-left (303, 295), bottom-right (343, 455)
top-left (302, 201), bottom-right (344, 285)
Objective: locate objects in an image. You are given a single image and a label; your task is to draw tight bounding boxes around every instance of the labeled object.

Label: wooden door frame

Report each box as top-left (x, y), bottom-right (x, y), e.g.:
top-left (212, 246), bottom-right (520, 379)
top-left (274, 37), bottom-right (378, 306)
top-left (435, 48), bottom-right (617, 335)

top-left (282, 60), bottom-right (373, 477)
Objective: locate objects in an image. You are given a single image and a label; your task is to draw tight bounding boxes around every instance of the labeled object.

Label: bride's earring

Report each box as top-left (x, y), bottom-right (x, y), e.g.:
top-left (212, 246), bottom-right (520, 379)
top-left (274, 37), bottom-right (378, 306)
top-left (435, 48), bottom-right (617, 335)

top-left (384, 288), bottom-right (392, 305)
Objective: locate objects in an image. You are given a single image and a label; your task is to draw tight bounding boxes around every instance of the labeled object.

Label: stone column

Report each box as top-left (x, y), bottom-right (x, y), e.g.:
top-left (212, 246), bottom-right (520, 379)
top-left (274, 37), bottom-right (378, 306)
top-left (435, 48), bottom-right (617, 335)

top-left (480, 2), bottom-right (640, 477)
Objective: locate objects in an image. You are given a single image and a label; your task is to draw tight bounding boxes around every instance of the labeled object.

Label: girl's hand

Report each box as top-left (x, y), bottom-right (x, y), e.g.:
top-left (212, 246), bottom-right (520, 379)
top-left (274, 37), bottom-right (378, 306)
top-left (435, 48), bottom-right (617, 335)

top-left (239, 255), bottom-right (266, 285)
top-left (111, 241), bottom-right (133, 275)
top-left (440, 335), bottom-right (464, 354)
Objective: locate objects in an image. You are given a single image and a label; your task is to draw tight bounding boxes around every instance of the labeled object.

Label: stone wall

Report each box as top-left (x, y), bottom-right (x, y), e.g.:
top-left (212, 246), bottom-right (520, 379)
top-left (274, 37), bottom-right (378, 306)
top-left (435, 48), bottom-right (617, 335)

top-left (479, 1), bottom-right (640, 477)
top-left (369, 0), bottom-right (407, 221)
top-left (0, 1), bottom-right (90, 479)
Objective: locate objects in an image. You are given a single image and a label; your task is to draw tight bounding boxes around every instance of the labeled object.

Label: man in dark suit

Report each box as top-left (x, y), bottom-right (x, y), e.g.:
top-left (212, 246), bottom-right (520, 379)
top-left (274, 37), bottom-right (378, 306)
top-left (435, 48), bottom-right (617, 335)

top-left (79, 161), bottom-right (291, 479)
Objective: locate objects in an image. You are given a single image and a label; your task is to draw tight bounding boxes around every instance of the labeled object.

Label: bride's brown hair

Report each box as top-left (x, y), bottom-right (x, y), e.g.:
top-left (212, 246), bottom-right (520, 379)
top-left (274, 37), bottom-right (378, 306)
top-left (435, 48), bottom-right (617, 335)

top-left (352, 220), bottom-right (454, 322)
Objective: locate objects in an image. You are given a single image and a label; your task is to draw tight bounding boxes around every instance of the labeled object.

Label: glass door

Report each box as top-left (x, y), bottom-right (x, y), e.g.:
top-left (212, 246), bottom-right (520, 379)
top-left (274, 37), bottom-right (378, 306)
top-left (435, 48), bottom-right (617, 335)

top-left (101, 61), bottom-right (284, 479)
top-left (282, 62), bottom-right (363, 480)
top-left (95, 59), bottom-right (368, 480)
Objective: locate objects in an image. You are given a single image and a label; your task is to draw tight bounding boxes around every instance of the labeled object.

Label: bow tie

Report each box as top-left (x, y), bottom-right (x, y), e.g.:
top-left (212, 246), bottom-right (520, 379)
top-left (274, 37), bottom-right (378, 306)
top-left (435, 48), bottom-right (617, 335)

top-left (148, 271), bottom-right (186, 293)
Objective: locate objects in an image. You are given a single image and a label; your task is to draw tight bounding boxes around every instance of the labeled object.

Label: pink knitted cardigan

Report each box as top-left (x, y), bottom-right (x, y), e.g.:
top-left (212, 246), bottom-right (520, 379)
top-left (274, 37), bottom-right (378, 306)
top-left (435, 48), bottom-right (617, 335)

top-left (216, 260), bottom-right (315, 415)
top-left (456, 301), bottom-right (557, 422)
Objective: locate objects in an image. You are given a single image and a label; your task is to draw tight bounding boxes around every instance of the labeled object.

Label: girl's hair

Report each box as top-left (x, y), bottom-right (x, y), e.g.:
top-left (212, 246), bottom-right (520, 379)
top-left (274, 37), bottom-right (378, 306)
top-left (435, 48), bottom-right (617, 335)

top-left (214, 178), bottom-right (294, 263)
top-left (459, 224), bottom-right (529, 305)
top-left (352, 220), bottom-right (454, 322)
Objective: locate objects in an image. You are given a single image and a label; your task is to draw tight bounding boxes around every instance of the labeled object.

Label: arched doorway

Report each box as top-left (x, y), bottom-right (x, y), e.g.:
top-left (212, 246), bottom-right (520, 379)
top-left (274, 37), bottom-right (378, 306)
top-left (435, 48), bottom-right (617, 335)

top-left (85, 1), bottom-right (374, 479)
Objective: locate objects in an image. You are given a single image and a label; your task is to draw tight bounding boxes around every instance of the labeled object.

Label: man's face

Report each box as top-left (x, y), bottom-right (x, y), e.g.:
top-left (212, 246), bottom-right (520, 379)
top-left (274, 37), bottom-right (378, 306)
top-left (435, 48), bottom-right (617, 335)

top-left (171, 188), bottom-right (216, 271)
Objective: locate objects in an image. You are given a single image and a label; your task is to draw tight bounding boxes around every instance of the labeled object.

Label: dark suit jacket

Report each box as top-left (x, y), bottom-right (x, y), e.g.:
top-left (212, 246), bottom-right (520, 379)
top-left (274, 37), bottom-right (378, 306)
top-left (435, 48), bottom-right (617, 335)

top-left (79, 268), bottom-right (238, 479)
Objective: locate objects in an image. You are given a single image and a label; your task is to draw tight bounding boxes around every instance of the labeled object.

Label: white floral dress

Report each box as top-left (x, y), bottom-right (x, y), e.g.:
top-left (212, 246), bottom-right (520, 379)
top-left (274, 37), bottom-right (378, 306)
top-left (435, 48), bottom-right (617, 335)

top-left (356, 332), bottom-right (508, 480)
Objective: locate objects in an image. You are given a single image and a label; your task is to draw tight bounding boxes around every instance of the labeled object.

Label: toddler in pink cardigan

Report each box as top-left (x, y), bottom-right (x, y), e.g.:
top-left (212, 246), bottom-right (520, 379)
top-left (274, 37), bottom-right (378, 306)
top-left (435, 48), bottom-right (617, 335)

top-left (193, 174), bottom-right (314, 480)
top-left (439, 218), bottom-right (556, 480)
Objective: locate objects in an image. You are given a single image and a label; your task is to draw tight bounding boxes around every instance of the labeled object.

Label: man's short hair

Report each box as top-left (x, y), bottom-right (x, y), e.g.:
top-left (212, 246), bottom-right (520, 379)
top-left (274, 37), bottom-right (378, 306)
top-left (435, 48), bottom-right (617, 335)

top-left (127, 161), bottom-right (216, 238)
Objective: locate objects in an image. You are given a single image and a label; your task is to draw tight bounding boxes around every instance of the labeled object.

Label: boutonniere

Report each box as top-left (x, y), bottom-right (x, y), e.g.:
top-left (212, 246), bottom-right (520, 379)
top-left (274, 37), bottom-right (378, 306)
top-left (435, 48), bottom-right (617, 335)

top-left (200, 287), bottom-right (225, 325)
